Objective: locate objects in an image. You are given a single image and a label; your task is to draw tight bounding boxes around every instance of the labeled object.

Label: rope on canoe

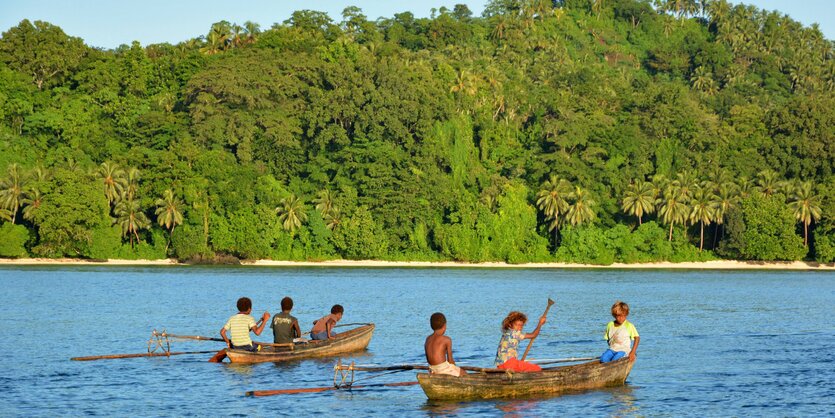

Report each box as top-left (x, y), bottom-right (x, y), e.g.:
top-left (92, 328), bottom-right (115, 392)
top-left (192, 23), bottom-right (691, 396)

top-left (148, 329), bottom-right (172, 356)
top-left (333, 360), bottom-right (413, 389)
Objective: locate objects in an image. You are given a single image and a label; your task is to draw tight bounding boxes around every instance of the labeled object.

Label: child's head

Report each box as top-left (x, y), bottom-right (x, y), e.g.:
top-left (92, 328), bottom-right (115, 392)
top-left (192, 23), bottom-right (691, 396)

top-left (430, 312), bottom-right (446, 332)
top-left (331, 304), bottom-right (344, 320)
top-left (281, 297), bottom-right (293, 311)
top-left (237, 297), bottom-right (252, 313)
top-left (611, 301), bottom-right (629, 323)
top-left (501, 311), bottom-right (527, 331)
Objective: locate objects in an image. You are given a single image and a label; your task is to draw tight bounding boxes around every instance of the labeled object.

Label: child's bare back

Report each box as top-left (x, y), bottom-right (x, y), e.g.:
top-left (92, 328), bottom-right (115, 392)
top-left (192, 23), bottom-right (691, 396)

top-left (424, 312), bottom-right (465, 377)
top-left (424, 333), bottom-right (451, 365)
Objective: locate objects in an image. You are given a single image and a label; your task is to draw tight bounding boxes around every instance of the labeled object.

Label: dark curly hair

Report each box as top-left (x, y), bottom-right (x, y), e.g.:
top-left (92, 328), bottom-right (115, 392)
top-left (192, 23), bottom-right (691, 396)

top-left (501, 311), bottom-right (527, 331)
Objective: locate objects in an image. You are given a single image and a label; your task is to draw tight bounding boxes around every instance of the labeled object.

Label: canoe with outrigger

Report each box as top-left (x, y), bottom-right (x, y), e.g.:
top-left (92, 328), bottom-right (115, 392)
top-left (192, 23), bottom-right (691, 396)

top-left (415, 357), bottom-right (634, 401)
top-left (224, 323), bottom-right (375, 364)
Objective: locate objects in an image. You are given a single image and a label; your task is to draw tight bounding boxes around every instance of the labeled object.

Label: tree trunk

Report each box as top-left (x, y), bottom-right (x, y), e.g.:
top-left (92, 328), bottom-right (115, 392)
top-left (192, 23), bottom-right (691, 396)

top-left (699, 221), bottom-right (704, 252)
top-left (553, 227), bottom-right (558, 252)
top-left (804, 222), bottom-right (808, 247)
top-left (638, 214), bottom-right (642, 225)
top-left (166, 225), bottom-right (175, 253)
top-left (668, 222), bottom-right (674, 241)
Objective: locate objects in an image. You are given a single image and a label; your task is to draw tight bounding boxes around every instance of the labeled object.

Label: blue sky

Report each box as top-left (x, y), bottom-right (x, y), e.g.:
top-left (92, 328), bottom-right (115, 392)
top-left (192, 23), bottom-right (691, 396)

top-left (0, 0), bottom-right (831, 49)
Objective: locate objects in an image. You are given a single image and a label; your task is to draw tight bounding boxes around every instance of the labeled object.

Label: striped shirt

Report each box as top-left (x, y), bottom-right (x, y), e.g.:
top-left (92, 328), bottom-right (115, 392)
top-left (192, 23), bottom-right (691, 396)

top-left (224, 314), bottom-right (256, 347)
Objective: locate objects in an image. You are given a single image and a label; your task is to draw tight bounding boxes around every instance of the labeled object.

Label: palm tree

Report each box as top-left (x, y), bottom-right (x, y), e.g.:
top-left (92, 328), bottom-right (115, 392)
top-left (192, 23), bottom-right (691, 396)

top-left (536, 175), bottom-right (571, 246)
top-left (0, 208), bottom-right (11, 222)
top-left (98, 162), bottom-right (126, 205)
top-left (30, 165), bottom-right (51, 182)
top-left (313, 189), bottom-right (336, 217)
top-left (592, 0), bottom-right (605, 19)
top-left (788, 181), bottom-right (822, 247)
top-left (565, 186), bottom-right (596, 227)
top-left (689, 186), bottom-right (718, 251)
top-left (658, 184), bottom-right (690, 241)
top-left (713, 182), bottom-right (739, 247)
top-left (324, 207), bottom-right (342, 230)
top-left (737, 176), bottom-right (754, 198)
top-left (114, 199), bottom-right (151, 247)
top-left (690, 66), bottom-right (717, 94)
top-left (755, 170), bottom-right (780, 196)
top-left (621, 181), bottom-right (657, 225)
top-left (155, 189), bottom-right (184, 250)
top-left (0, 163), bottom-right (26, 223)
top-left (124, 168), bottom-right (141, 202)
top-left (243, 21), bottom-right (261, 44)
top-left (21, 188), bottom-right (43, 221)
top-left (275, 194), bottom-right (308, 234)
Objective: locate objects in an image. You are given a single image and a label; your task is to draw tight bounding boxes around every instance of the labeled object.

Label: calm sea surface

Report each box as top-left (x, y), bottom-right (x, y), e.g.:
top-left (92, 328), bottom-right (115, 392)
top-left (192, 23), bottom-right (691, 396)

top-left (0, 266), bottom-right (833, 416)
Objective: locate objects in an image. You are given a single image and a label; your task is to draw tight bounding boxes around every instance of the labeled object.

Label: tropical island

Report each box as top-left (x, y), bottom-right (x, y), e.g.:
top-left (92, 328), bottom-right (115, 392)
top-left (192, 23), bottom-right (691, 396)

top-left (0, 0), bottom-right (833, 267)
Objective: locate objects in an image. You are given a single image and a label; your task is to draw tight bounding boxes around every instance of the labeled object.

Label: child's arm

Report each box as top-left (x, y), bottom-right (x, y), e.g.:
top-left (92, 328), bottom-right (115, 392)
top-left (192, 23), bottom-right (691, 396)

top-left (628, 336), bottom-right (640, 362)
top-left (292, 319), bottom-right (301, 339)
top-left (523, 315), bottom-right (547, 339)
top-left (326, 319), bottom-right (335, 338)
top-left (220, 327), bottom-right (230, 348)
top-left (251, 312), bottom-right (270, 336)
top-left (445, 337), bottom-right (456, 365)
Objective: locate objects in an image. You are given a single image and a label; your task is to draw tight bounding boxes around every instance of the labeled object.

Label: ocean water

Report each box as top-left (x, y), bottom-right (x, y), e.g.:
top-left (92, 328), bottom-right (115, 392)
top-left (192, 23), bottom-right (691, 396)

top-left (0, 266), bottom-right (832, 416)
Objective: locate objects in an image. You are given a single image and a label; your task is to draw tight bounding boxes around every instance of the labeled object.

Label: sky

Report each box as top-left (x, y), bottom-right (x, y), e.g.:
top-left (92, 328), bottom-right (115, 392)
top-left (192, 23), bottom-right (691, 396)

top-left (0, 0), bottom-right (832, 49)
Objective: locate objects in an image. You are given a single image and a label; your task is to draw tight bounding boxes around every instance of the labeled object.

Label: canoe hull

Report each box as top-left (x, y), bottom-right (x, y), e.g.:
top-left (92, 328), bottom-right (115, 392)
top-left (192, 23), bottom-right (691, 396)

top-left (417, 358), bottom-right (633, 401)
top-left (226, 323), bottom-right (374, 364)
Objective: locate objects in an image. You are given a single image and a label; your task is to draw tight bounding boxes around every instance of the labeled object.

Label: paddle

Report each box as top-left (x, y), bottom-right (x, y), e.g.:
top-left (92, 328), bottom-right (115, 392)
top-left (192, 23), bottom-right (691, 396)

top-left (246, 381), bottom-right (419, 397)
top-left (520, 298), bottom-right (555, 362)
top-left (71, 350), bottom-right (218, 361)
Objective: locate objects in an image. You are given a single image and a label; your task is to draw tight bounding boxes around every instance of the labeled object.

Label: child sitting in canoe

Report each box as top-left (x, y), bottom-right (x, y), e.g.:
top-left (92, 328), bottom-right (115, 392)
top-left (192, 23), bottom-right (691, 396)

top-left (600, 301), bottom-right (640, 363)
top-left (220, 297), bottom-right (270, 352)
top-left (424, 312), bottom-right (465, 377)
top-left (270, 296), bottom-right (301, 344)
top-left (310, 304), bottom-right (343, 340)
top-left (494, 311), bottom-right (546, 372)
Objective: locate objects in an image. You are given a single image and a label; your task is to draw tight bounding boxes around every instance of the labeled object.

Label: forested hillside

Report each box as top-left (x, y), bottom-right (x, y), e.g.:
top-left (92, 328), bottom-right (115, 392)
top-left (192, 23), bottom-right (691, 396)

top-left (0, 0), bottom-right (833, 263)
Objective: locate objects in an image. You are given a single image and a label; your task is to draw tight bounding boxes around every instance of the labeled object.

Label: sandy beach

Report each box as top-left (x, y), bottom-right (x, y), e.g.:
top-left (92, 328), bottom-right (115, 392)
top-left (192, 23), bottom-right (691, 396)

top-left (0, 258), bottom-right (833, 270)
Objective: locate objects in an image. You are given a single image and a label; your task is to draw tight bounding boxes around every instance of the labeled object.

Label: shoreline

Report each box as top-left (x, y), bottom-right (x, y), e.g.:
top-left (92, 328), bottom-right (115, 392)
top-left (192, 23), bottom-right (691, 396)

top-left (0, 258), bottom-right (833, 270)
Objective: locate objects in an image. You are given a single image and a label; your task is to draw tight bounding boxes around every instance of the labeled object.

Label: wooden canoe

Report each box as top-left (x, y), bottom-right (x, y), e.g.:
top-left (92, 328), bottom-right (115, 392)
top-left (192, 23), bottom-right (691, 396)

top-left (416, 358), bottom-right (633, 401)
top-left (225, 323), bottom-right (374, 364)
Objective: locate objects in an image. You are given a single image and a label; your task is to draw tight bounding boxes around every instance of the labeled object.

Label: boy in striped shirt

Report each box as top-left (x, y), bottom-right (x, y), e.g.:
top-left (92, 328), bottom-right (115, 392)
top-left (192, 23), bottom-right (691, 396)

top-left (220, 297), bottom-right (270, 352)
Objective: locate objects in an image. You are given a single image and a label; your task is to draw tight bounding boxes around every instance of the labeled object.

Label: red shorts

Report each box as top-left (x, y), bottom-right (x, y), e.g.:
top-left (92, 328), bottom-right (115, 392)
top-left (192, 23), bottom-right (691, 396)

top-left (497, 357), bottom-right (542, 372)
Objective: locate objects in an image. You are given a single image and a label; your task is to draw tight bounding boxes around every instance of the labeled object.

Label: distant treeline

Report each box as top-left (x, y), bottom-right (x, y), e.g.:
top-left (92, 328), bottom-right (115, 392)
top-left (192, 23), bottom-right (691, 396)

top-left (0, 0), bottom-right (833, 263)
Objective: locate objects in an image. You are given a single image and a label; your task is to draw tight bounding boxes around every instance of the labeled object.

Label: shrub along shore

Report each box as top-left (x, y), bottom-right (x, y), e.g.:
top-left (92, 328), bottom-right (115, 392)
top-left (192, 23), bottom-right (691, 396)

top-left (0, 257), bottom-right (833, 270)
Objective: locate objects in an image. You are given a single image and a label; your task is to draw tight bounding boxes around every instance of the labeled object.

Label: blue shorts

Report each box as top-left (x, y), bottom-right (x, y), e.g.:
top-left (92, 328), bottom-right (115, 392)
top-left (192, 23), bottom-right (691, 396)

top-left (600, 349), bottom-right (626, 363)
top-left (310, 331), bottom-right (337, 340)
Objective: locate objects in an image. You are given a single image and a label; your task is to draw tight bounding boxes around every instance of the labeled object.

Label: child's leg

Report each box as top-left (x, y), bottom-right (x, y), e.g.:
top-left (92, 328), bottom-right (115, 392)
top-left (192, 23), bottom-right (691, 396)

top-left (600, 349), bottom-right (616, 363)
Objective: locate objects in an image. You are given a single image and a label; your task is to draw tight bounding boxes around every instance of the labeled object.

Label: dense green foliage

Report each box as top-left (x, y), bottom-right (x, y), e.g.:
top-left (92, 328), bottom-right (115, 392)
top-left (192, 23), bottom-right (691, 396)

top-left (0, 1), bottom-right (832, 263)
top-left (719, 194), bottom-right (806, 260)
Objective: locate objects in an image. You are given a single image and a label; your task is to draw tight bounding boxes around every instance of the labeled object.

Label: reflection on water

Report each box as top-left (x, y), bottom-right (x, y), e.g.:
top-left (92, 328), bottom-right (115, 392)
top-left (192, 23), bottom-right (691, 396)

top-left (604, 385), bottom-right (639, 417)
top-left (494, 399), bottom-right (540, 417)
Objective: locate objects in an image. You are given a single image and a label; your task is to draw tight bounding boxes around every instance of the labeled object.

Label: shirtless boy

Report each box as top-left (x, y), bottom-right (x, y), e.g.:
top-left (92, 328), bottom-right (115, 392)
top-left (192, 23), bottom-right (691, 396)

top-left (424, 312), bottom-right (465, 377)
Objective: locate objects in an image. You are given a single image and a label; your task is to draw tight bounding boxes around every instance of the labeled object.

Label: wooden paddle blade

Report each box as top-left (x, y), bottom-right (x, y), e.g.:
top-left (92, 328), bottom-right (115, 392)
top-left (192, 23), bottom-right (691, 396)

top-left (547, 298), bottom-right (555, 306)
top-left (247, 386), bottom-right (337, 396)
top-left (71, 350), bottom-right (218, 361)
top-left (246, 381), bottom-right (419, 397)
top-left (208, 349), bottom-right (227, 363)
